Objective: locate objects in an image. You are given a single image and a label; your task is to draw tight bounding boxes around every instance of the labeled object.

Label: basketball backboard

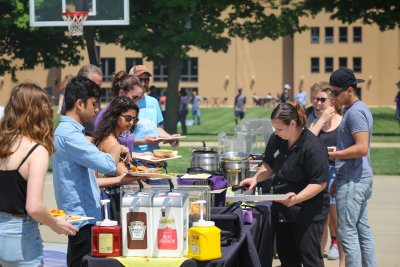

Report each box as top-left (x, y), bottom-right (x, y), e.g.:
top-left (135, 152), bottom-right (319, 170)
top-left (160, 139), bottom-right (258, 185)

top-left (29, 0), bottom-right (129, 27)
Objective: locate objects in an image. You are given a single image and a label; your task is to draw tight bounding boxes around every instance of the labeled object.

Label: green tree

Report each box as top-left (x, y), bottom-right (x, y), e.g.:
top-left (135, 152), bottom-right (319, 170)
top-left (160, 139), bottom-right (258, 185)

top-left (97, 0), bottom-right (306, 133)
top-left (0, 0), bottom-right (85, 80)
top-left (303, 0), bottom-right (400, 31)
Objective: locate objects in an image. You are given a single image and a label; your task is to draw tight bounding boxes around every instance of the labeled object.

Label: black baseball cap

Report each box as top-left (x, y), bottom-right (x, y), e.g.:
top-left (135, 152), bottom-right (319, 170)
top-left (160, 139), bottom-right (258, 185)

top-left (329, 67), bottom-right (365, 88)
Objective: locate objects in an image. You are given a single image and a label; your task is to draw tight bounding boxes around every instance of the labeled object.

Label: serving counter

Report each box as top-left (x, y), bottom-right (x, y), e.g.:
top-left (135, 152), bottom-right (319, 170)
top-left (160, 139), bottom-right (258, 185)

top-left (82, 202), bottom-right (273, 267)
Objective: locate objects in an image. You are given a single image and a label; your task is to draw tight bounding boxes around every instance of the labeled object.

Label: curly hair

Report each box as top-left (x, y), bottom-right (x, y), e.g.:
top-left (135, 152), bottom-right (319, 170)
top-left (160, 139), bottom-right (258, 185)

top-left (111, 70), bottom-right (142, 97)
top-left (0, 83), bottom-right (54, 157)
top-left (93, 96), bottom-right (139, 147)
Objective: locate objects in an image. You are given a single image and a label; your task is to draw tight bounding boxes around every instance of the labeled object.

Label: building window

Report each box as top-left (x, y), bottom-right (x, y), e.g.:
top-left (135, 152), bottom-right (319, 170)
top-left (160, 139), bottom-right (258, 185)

top-left (339, 27), bottom-right (348, 43)
top-left (181, 58), bottom-right (198, 82)
top-left (311, 27), bottom-right (320, 43)
top-left (154, 64), bottom-right (168, 82)
top-left (125, 58), bottom-right (143, 73)
top-left (353, 57), bottom-right (362, 72)
top-left (353, 27), bottom-right (362, 42)
top-left (325, 57), bottom-right (334, 73)
top-left (339, 57), bottom-right (348, 68)
top-left (311, 57), bottom-right (320, 73)
top-left (100, 58), bottom-right (116, 82)
top-left (325, 27), bottom-right (334, 43)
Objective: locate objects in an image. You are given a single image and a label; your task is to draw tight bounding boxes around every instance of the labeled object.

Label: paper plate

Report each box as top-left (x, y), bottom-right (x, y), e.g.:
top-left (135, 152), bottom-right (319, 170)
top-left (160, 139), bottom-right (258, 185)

top-left (133, 155), bottom-right (182, 163)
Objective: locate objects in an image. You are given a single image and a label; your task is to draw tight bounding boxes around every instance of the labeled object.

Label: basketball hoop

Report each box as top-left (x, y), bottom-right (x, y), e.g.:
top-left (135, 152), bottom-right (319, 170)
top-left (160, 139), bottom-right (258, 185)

top-left (62, 12), bottom-right (88, 36)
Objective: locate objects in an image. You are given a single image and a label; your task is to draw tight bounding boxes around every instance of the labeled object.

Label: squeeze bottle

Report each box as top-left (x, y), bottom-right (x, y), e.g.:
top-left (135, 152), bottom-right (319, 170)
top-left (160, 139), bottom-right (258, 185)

top-left (188, 200), bottom-right (221, 260)
top-left (91, 199), bottom-right (122, 257)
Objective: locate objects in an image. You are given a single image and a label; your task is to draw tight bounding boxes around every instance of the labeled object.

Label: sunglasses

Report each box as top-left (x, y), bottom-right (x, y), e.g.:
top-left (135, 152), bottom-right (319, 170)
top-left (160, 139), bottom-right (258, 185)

top-left (331, 88), bottom-right (347, 97)
top-left (139, 78), bottom-right (150, 82)
top-left (120, 115), bottom-right (139, 123)
top-left (313, 97), bottom-right (332, 103)
top-left (131, 95), bottom-right (142, 101)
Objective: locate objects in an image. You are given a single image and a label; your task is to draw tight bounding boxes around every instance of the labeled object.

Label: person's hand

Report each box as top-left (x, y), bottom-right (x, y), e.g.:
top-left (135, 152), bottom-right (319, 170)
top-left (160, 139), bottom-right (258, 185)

top-left (320, 107), bottom-right (335, 125)
top-left (50, 216), bottom-right (79, 236)
top-left (145, 136), bottom-right (159, 146)
top-left (274, 192), bottom-right (297, 207)
top-left (116, 162), bottom-right (128, 175)
top-left (118, 172), bottom-right (139, 185)
top-left (167, 134), bottom-right (180, 147)
top-left (328, 151), bottom-right (336, 160)
top-left (119, 146), bottom-right (131, 163)
top-left (239, 177), bottom-right (258, 191)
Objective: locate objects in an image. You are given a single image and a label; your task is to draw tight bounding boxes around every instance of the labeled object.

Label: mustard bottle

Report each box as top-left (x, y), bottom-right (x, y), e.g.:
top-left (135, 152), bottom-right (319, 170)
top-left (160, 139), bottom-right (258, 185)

top-left (188, 200), bottom-right (221, 261)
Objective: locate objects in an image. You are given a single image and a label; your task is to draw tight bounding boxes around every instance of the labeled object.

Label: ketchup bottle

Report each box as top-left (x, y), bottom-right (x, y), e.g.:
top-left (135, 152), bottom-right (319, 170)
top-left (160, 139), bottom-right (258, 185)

top-left (91, 199), bottom-right (122, 257)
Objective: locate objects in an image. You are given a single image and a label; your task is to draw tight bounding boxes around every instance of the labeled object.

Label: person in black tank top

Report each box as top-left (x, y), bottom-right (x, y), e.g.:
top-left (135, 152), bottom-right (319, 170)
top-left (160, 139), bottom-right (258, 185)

top-left (0, 83), bottom-right (78, 266)
top-left (308, 87), bottom-right (345, 264)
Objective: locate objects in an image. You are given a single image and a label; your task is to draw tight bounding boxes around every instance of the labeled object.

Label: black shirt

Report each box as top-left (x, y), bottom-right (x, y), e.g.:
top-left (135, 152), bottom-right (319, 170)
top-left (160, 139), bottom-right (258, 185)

top-left (263, 129), bottom-right (329, 222)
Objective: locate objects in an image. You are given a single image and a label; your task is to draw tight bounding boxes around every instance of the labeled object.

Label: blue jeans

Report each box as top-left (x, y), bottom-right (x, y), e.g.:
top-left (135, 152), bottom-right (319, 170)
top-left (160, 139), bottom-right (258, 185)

top-left (328, 164), bottom-right (336, 205)
top-left (336, 177), bottom-right (376, 267)
top-left (192, 109), bottom-right (201, 125)
top-left (0, 212), bottom-right (44, 267)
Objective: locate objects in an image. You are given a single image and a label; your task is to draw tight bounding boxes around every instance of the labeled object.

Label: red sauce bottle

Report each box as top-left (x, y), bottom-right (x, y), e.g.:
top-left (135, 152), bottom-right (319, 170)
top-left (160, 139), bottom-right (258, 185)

top-left (91, 199), bottom-right (122, 257)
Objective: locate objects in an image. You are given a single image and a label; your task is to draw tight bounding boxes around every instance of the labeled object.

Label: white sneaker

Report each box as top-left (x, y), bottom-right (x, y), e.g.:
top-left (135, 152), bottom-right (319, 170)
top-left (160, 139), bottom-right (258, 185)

top-left (327, 243), bottom-right (339, 260)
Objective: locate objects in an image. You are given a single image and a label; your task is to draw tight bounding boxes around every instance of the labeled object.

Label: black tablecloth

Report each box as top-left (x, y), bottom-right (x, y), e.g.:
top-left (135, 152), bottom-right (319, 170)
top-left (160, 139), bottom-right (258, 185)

top-left (82, 202), bottom-right (272, 267)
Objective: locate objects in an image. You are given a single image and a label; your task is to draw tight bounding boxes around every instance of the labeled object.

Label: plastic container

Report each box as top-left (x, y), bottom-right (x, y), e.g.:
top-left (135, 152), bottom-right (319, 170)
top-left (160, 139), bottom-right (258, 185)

top-left (188, 200), bottom-right (221, 261)
top-left (91, 199), bottom-right (122, 257)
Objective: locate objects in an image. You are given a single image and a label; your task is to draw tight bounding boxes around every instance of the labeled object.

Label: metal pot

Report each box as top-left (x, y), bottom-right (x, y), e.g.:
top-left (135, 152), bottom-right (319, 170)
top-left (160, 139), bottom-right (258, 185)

top-left (220, 159), bottom-right (250, 186)
top-left (191, 142), bottom-right (219, 172)
top-left (220, 151), bottom-right (248, 161)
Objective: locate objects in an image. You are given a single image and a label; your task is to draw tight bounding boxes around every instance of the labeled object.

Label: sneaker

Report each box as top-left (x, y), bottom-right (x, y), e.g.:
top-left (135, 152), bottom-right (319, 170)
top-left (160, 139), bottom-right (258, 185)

top-left (327, 243), bottom-right (339, 260)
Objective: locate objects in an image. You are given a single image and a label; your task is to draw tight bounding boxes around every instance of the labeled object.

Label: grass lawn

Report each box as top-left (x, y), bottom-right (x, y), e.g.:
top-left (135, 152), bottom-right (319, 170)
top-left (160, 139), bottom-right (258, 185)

top-left (51, 107), bottom-right (400, 175)
top-left (165, 146), bottom-right (400, 175)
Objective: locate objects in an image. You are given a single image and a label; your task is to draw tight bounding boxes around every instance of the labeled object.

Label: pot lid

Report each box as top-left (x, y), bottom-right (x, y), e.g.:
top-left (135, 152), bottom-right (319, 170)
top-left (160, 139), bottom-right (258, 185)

top-left (221, 151), bottom-right (248, 160)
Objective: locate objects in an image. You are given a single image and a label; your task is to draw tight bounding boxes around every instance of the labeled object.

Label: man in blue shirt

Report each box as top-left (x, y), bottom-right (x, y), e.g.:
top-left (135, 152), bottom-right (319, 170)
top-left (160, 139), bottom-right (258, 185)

top-left (53, 76), bottom-right (125, 267)
top-left (328, 68), bottom-right (376, 267)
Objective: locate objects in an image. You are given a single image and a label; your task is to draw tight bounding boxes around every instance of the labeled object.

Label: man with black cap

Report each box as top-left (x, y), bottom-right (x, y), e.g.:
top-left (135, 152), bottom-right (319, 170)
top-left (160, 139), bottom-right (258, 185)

top-left (328, 67), bottom-right (376, 267)
top-left (395, 81), bottom-right (400, 131)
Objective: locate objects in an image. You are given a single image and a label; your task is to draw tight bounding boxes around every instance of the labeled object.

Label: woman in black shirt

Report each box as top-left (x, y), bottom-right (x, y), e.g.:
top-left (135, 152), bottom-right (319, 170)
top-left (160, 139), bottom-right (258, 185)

top-left (241, 103), bottom-right (329, 267)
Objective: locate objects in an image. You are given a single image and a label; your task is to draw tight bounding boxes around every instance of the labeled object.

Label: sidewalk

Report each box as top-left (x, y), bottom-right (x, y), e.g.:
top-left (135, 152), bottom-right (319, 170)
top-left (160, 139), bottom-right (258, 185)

top-left (42, 174), bottom-right (400, 266)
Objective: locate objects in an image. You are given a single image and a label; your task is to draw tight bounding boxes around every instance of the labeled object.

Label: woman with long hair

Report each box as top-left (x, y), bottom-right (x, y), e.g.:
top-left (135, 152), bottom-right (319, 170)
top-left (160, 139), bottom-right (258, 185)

top-left (93, 96), bottom-right (142, 221)
top-left (309, 86), bottom-right (345, 266)
top-left (0, 83), bottom-right (78, 266)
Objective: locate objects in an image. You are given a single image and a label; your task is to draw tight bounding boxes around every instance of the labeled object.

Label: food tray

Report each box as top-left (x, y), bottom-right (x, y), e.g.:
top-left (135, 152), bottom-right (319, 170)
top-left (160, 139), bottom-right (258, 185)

top-left (132, 154), bottom-right (182, 163)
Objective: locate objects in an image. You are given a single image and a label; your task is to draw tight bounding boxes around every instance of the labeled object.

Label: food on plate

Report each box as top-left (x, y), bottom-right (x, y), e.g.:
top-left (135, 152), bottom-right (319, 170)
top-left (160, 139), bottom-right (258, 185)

top-left (130, 165), bottom-right (138, 172)
top-left (50, 209), bottom-right (66, 216)
top-left (137, 165), bottom-right (149, 171)
top-left (153, 149), bottom-right (178, 158)
top-left (68, 215), bottom-right (82, 221)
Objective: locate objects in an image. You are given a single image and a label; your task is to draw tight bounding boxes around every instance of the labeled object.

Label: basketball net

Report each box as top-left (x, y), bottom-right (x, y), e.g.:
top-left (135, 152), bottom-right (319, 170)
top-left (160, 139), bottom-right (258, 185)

top-left (62, 12), bottom-right (88, 36)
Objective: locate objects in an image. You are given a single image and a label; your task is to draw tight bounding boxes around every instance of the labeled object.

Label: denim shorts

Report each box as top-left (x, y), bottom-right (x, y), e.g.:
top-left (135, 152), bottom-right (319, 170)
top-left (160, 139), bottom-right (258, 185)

top-left (0, 212), bottom-right (44, 267)
top-left (328, 164), bottom-right (337, 205)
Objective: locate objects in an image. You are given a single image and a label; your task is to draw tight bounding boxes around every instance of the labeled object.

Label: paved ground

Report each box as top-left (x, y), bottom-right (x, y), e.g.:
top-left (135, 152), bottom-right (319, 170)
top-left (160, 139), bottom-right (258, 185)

top-left (42, 173), bottom-right (400, 266)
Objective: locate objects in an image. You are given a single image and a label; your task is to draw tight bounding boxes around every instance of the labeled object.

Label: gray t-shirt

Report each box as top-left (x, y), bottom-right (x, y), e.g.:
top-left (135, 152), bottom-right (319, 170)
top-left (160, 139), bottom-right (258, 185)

top-left (336, 100), bottom-right (373, 179)
top-left (234, 95), bottom-right (246, 112)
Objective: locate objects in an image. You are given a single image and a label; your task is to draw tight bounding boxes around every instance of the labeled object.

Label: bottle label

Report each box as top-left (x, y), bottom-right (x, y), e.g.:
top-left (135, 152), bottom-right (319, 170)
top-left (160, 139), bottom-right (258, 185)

top-left (127, 212), bottom-right (148, 249)
top-left (157, 227), bottom-right (177, 250)
top-left (190, 233), bottom-right (200, 255)
top-left (99, 233), bottom-right (113, 254)
top-left (129, 221), bottom-right (146, 240)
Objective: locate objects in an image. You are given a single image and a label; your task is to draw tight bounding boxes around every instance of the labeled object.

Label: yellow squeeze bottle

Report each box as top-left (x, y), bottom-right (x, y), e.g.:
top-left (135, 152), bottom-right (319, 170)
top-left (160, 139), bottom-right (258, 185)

top-left (188, 200), bottom-right (221, 261)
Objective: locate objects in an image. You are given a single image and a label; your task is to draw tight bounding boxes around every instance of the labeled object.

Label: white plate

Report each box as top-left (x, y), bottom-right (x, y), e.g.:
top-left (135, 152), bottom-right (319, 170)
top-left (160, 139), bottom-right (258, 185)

top-left (156, 136), bottom-right (186, 141)
top-left (132, 155), bottom-right (182, 163)
top-left (127, 171), bottom-right (172, 179)
top-left (226, 194), bottom-right (290, 202)
top-left (67, 216), bottom-right (95, 222)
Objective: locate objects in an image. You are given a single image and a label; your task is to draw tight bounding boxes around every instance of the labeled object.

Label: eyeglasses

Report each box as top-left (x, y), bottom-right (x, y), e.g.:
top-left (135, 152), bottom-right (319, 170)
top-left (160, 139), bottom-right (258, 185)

top-left (332, 88), bottom-right (347, 97)
top-left (120, 115), bottom-right (139, 123)
top-left (139, 78), bottom-right (150, 82)
top-left (313, 97), bottom-right (333, 103)
top-left (131, 95), bottom-right (142, 101)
